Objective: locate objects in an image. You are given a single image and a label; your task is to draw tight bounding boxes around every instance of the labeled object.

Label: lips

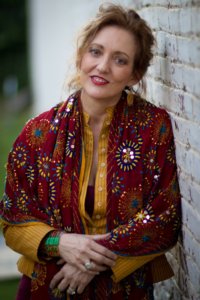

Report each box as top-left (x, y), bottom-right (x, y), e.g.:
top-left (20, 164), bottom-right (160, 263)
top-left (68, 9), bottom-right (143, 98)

top-left (91, 76), bottom-right (109, 86)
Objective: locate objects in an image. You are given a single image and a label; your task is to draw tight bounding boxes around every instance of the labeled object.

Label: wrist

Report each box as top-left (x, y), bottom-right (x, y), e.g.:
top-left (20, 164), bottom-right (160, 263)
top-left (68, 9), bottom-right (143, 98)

top-left (42, 230), bottom-right (64, 258)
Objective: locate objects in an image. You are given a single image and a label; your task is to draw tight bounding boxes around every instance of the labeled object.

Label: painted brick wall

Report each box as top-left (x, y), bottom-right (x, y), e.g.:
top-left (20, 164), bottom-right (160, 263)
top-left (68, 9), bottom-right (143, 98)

top-left (133, 1), bottom-right (200, 299)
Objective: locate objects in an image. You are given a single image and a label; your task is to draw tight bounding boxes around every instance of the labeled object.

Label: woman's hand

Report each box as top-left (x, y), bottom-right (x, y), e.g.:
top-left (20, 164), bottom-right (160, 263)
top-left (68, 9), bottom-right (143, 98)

top-left (58, 233), bottom-right (117, 273)
top-left (50, 262), bottom-right (95, 294)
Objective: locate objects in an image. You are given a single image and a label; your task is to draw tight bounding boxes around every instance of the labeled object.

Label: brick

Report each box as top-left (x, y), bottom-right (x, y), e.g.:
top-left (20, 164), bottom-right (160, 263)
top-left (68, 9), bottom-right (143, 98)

top-left (145, 78), bottom-right (200, 123)
top-left (139, 6), bottom-right (200, 35)
top-left (171, 116), bottom-right (200, 152)
top-left (181, 198), bottom-right (200, 243)
top-left (182, 225), bottom-right (200, 270)
top-left (179, 173), bottom-right (200, 213)
top-left (155, 32), bottom-right (200, 66)
top-left (148, 56), bottom-right (200, 97)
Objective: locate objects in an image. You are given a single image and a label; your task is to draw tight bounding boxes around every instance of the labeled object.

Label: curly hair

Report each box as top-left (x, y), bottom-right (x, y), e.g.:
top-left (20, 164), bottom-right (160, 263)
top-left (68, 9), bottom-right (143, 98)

top-left (69, 3), bottom-right (155, 90)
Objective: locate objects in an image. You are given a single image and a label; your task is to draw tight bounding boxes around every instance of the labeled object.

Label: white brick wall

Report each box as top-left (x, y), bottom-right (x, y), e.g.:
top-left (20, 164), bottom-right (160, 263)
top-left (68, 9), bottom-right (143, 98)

top-left (133, 1), bottom-right (200, 299)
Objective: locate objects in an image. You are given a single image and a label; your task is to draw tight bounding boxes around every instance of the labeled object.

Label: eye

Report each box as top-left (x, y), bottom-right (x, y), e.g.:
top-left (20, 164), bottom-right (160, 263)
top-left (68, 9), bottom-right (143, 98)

top-left (114, 57), bottom-right (128, 65)
top-left (88, 47), bottom-right (102, 57)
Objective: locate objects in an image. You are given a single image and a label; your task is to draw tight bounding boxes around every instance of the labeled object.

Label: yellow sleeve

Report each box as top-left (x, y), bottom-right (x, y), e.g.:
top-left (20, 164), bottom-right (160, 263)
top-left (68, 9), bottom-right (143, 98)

top-left (111, 252), bottom-right (163, 282)
top-left (3, 222), bottom-right (54, 263)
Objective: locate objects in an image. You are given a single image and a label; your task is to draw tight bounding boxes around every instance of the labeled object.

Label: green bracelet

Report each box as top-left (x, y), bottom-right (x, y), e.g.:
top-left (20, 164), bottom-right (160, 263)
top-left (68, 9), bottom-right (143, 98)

top-left (44, 231), bottom-right (62, 257)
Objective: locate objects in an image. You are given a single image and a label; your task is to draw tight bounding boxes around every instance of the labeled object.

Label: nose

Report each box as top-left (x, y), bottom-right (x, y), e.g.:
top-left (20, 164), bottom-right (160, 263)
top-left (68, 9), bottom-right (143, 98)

top-left (96, 55), bottom-right (110, 74)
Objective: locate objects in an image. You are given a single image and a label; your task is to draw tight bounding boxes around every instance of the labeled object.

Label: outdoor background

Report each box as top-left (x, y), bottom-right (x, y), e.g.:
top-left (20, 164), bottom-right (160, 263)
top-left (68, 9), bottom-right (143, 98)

top-left (0, 0), bottom-right (200, 299)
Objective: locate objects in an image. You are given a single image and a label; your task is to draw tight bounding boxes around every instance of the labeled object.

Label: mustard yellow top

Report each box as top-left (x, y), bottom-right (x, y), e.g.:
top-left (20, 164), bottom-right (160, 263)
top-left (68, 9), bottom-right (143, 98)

top-left (3, 107), bottom-right (173, 284)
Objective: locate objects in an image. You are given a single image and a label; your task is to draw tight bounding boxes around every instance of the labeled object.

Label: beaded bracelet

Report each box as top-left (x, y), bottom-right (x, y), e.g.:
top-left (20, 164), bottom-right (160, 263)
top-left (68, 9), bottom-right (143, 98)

top-left (40, 230), bottom-right (63, 258)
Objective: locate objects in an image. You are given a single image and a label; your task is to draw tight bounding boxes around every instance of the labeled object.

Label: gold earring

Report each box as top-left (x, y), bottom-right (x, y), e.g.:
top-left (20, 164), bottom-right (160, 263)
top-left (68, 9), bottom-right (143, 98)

top-left (127, 92), bottom-right (134, 106)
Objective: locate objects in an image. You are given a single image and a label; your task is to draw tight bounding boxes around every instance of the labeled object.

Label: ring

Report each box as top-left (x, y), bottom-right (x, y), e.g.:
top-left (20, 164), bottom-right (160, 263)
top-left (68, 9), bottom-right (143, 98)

top-left (84, 260), bottom-right (93, 270)
top-left (67, 287), bottom-right (76, 295)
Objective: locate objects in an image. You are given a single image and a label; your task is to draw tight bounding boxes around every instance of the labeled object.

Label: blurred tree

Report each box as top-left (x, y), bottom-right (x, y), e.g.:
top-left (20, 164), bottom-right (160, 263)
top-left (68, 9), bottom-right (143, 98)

top-left (0, 0), bottom-right (28, 101)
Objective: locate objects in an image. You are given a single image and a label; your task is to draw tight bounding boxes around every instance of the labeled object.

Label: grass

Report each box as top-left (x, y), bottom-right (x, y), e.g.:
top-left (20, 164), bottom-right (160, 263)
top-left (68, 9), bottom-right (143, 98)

top-left (0, 277), bottom-right (20, 299)
top-left (0, 106), bottom-right (31, 197)
top-left (0, 106), bottom-right (30, 299)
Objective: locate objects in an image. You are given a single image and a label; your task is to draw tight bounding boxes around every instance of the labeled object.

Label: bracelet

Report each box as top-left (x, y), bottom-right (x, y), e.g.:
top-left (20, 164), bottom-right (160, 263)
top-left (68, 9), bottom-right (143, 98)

top-left (42, 230), bottom-right (63, 257)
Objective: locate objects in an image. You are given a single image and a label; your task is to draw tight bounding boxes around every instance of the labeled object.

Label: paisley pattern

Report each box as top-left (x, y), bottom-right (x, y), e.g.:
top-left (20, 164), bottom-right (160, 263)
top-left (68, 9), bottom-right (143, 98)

top-left (0, 91), bottom-right (181, 299)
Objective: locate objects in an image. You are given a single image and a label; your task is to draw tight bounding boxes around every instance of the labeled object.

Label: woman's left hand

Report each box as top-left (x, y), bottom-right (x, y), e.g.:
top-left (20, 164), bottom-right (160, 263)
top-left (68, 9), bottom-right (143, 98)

top-left (50, 262), bottom-right (95, 294)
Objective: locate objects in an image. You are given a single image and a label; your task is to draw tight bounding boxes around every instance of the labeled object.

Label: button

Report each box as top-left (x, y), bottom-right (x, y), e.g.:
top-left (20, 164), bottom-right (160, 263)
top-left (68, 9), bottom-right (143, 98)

top-left (95, 214), bottom-right (101, 220)
top-left (101, 162), bottom-right (106, 167)
top-left (98, 186), bottom-right (103, 192)
top-left (101, 148), bottom-right (106, 153)
top-left (99, 173), bottom-right (104, 178)
top-left (97, 201), bottom-right (102, 207)
top-left (101, 134), bottom-right (106, 138)
top-left (106, 121), bottom-right (110, 125)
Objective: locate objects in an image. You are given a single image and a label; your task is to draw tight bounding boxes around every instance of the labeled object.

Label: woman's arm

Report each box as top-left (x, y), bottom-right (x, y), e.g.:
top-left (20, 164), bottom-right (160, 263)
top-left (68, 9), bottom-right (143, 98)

top-left (98, 114), bottom-right (181, 257)
top-left (3, 222), bottom-right (54, 263)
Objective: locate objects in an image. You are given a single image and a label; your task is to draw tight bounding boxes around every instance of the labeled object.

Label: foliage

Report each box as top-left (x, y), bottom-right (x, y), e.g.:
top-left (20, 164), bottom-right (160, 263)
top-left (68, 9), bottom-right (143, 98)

top-left (0, 277), bottom-right (20, 300)
top-left (0, 0), bottom-right (28, 100)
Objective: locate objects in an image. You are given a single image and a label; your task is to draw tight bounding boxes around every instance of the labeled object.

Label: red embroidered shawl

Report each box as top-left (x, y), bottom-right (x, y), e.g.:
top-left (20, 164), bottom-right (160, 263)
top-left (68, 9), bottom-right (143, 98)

top-left (0, 91), bottom-right (181, 299)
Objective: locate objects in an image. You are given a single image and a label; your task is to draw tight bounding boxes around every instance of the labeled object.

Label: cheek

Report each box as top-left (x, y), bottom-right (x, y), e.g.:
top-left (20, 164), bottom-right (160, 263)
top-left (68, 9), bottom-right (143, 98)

top-left (80, 54), bottom-right (93, 73)
top-left (115, 69), bottom-right (133, 83)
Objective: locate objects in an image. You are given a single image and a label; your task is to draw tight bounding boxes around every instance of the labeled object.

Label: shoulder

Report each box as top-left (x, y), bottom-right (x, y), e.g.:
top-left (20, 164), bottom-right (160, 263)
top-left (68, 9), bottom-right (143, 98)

top-left (11, 101), bottom-right (65, 149)
top-left (133, 95), bottom-right (170, 120)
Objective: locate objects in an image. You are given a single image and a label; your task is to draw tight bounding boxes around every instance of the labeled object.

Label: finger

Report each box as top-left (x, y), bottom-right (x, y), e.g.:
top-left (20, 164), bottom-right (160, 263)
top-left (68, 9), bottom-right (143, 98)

top-left (91, 241), bottom-right (117, 260)
top-left (92, 263), bottom-right (108, 272)
top-left (50, 271), bottom-right (63, 289)
top-left (57, 258), bottom-right (65, 265)
top-left (58, 278), bottom-right (70, 292)
top-left (86, 233), bottom-right (110, 240)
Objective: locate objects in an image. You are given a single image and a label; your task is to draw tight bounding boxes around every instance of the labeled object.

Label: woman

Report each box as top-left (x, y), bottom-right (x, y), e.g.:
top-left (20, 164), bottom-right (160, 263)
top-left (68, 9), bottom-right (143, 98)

top-left (0, 4), bottom-right (181, 300)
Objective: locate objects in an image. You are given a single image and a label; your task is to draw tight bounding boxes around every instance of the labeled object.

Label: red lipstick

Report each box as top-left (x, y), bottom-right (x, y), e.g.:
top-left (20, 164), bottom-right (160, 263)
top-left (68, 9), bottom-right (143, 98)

top-left (91, 76), bottom-right (109, 86)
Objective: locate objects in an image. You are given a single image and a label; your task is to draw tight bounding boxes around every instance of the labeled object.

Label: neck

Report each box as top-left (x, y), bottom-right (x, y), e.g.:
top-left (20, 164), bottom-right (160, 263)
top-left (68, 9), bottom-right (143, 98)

top-left (80, 90), bottom-right (120, 123)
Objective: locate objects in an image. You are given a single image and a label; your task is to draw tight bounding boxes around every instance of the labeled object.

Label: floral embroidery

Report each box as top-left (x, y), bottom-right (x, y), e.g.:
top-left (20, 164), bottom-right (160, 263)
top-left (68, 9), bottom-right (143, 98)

top-left (31, 263), bottom-right (46, 291)
top-left (26, 119), bottom-right (50, 149)
top-left (111, 172), bottom-right (124, 195)
top-left (2, 193), bottom-right (12, 210)
top-left (143, 147), bottom-right (159, 174)
top-left (53, 130), bottom-right (66, 160)
top-left (134, 206), bottom-right (154, 224)
top-left (116, 139), bottom-right (142, 171)
top-left (26, 165), bottom-right (35, 185)
top-left (151, 115), bottom-right (171, 145)
top-left (60, 176), bottom-right (71, 208)
top-left (134, 108), bottom-right (153, 129)
top-left (50, 117), bottom-right (60, 133)
top-left (66, 132), bottom-right (76, 157)
top-left (52, 162), bottom-right (64, 181)
top-left (167, 145), bottom-right (176, 164)
top-left (16, 189), bottom-right (30, 213)
top-left (37, 154), bottom-right (51, 179)
top-left (12, 143), bottom-right (29, 168)
top-left (49, 180), bottom-right (56, 204)
top-left (118, 189), bottom-right (143, 221)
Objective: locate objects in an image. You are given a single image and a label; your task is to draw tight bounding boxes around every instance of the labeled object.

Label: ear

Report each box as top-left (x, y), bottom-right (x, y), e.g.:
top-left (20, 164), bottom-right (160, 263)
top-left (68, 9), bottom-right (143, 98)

top-left (127, 71), bottom-right (142, 86)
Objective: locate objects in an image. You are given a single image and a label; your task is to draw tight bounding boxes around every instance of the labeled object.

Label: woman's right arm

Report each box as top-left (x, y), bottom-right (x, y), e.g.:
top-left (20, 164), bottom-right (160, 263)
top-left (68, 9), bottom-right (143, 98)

top-left (3, 222), bottom-right (54, 263)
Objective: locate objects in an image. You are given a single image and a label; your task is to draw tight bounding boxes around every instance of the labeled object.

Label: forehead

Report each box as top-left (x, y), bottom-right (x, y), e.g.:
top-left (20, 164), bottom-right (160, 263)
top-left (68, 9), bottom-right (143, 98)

top-left (90, 25), bottom-right (136, 55)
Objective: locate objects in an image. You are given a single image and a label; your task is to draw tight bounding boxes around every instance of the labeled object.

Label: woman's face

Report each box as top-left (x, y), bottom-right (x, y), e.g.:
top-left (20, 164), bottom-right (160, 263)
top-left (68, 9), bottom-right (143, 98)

top-left (80, 25), bottom-right (137, 105)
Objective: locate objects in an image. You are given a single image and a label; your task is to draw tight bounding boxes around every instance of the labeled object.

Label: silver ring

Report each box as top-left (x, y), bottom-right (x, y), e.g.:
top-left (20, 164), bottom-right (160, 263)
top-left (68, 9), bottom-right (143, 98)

top-left (67, 287), bottom-right (76, 295)
top-left (84, 260), bottom-right (93, 270)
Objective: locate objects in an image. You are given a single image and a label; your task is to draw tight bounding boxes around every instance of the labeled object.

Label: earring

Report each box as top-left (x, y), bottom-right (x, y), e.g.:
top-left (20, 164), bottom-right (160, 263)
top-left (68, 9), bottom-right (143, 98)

top-left (126, 89), bottom-right (134, 106)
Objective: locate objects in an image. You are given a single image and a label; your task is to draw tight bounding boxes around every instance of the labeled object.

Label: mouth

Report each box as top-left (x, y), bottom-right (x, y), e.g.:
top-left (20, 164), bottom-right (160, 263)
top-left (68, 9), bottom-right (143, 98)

top-left (90, 76), bottom-right (109, 86)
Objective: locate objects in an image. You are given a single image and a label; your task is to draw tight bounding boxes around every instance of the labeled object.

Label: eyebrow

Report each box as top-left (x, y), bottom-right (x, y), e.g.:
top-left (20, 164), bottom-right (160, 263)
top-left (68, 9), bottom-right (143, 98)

top-left (90, 43), bottom-right (130, 59)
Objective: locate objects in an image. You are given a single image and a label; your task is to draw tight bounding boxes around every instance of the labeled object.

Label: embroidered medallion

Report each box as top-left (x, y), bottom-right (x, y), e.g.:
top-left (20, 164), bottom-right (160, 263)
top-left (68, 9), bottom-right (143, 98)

top-left (116, 139), bottom-right (142, 171)
top-left (118, 189), bottom-right (143, 221)
top-left (26, 119), bottom-right (50, 150)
